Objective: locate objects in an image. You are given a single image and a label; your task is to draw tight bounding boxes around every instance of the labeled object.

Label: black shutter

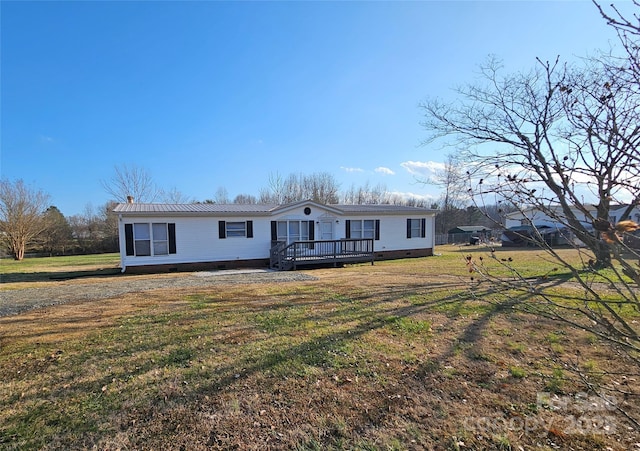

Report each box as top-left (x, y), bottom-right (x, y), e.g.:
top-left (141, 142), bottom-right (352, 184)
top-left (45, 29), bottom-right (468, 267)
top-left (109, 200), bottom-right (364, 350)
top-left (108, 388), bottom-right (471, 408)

top-left (308, 221), bottom-right (315, 240)
top-left (125, 224), bottom-right (135, 256)
top-left (345, 220), bottom-right (351, 239)
top-left (247, 221), bottom-right (253, 238)
top-left (421, 218), bottom-right (426, 238)
top-left (407, 219), bottom-right (412, 239)
top-left (375, 220), bottom-right (380, 240)
top-left (168, 223), bottom-right (177, 254)
top-left (271, 221), bottom-right (277, 241)
top-left (218, 221), bottom-right (226, 239)
top-left (308, 220), bottom-right (315, 250)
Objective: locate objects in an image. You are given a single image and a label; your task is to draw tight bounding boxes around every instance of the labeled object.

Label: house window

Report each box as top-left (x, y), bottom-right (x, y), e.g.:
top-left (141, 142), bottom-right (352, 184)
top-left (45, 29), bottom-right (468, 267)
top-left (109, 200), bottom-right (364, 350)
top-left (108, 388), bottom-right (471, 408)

top-left (226, 221), bottom-right (247, 237)
top-left (134, 223), bottom-right (151, 256)
top-left (218, 221), bottom-right (253, 239)
top-left (152, 223), bottom-right (169, 255)
top-left (347, 219), bottom-right (379, 239)
top-left (125, 223), bottom-right (176, 256)
top-left (407, 218), bottom-right (426, 238)
top-left (272, 220), bottom-right (314, 244)
top-left (282, 220), bottom-right (309, 242)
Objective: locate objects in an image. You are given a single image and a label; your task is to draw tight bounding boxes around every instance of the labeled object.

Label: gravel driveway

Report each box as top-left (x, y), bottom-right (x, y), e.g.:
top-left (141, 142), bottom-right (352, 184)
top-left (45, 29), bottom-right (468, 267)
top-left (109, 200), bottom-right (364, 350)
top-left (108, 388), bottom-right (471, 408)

top-left (0, 270), bottom-right (318, 317)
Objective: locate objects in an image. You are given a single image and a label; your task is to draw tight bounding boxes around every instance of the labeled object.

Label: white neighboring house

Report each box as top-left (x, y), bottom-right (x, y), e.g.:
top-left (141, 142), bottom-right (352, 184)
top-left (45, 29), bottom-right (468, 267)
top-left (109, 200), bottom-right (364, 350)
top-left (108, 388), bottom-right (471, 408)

top-left (504, 204), bottom-right (640, 229)
top-left (114, 200), bottom-right (437, 272)
top-left (502, 204), bottom-right (640, 247)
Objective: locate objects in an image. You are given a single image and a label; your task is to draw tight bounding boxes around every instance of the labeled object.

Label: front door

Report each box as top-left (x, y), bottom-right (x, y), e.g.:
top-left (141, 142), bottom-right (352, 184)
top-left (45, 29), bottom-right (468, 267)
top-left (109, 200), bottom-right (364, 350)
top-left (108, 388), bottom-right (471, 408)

top-left (320, 220), bottom-right (334, 240)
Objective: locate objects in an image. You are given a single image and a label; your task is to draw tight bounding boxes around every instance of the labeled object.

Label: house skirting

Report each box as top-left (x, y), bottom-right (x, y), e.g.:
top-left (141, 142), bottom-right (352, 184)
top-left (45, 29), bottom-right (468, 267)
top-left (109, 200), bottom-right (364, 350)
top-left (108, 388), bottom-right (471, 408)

top-left (121, 247), bottom-right (433, 274)
top-left (122, 258), bottom-right (271, 274)
top-left (374, 248), bottom-right (433, 260)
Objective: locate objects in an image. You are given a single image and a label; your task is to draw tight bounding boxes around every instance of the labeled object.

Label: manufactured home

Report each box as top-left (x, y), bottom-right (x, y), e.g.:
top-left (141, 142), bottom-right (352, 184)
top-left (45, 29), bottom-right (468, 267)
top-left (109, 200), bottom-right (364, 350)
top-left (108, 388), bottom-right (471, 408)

top-left (114, 200), bottom-right (437, 272)
top-left (504, 204), bottom-right (640, 229)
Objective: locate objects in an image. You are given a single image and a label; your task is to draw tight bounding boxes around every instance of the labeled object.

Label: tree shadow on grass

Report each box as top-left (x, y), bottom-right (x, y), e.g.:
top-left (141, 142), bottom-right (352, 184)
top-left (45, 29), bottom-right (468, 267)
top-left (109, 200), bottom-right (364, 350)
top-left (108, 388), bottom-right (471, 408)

top-left (0, 277), bottom-right (549, 449)
top-left (1, 268), bottom-right (122, 283)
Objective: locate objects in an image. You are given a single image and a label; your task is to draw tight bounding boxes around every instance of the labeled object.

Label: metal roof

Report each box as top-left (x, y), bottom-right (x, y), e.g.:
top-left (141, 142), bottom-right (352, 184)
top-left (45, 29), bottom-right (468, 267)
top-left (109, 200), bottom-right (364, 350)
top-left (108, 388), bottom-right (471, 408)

top-left (449, 226), bottom-right (493, 233)
top-left (113, 203), bottom-right (279, 214)
top-left (113, 201), bottom-right (437, 215)
top-left (333, 204), bottom-right (436, 213)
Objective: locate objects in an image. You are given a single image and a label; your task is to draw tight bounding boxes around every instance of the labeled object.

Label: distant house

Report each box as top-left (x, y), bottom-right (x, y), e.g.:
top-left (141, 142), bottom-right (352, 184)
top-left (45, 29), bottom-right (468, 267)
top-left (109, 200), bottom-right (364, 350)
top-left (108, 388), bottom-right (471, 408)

top-left (447, 226), bottom-right (492, 235)
top-left (504, 204), bottom-right (640, 229)
top-left (113, 200), bottom-right (437, 272)
top-left (500, 225), bottom-right (572, 247)
top-left (445, 225), bottom-right (493, 245)
top-left (502, 204), bottom-right (640, 247)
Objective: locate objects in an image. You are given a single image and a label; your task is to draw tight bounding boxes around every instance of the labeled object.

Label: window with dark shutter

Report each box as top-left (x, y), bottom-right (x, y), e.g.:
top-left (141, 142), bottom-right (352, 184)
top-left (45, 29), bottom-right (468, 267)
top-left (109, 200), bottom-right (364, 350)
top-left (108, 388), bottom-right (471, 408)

top-left (218, 221), bottom-right (226, 239)
top-left (421, 218), bottom-right (426, 238)
top-left (247, 221), bottom-right (253, 238)
top-left (375, 220), bottom-right (380, 240)
top-left (345, 220), bottom-right (351, 239)
top-left (271, 221), bottom-right (277, 242)
top-left (406, 219), bottom-right (411, 239)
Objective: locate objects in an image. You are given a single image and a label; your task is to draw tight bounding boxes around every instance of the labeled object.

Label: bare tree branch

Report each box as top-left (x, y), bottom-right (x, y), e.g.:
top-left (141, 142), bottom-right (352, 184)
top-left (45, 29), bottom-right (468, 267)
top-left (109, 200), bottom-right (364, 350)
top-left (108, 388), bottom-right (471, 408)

top-left (100, 164), bottom-right (160, 203)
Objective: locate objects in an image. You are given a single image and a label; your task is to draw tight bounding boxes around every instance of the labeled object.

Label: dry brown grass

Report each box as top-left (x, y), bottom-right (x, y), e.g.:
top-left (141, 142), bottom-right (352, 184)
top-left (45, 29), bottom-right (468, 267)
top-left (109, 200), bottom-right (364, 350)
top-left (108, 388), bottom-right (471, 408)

top-left (1, 246), bottom-right (638, 450)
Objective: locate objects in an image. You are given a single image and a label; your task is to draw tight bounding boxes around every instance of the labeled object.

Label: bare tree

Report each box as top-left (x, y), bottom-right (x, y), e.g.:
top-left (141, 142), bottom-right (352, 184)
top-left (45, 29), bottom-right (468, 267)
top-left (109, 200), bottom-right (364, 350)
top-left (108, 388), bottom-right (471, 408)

top-left (160, 187), bottom-right (194, 204)
top-left (233, 194), bottom-right (258, 204)
top-left (421, 54), bottom-right (639, 268)
top-left (101, 164), bottom-right (160, 203)
top-left (67, 202), bottom-right (119, 254)
top-left (100, 200), bottom-right (120, 252)
top-left (261, 172), bottom-right (286, 204)
top-left (421, 4), bottom-right (640, 425)
top-left (425, 154), bottom-right (470, 234)
top-left (341, 181), bottom-right (390, 204)
top-left (595, 0), bottom-right (640, 83)
top-left (260, 172), bottom-right (340, 204)
top-left (0, 179), bottom-right (51, 260)
top-left (214, 187), bottom-right (230, 204)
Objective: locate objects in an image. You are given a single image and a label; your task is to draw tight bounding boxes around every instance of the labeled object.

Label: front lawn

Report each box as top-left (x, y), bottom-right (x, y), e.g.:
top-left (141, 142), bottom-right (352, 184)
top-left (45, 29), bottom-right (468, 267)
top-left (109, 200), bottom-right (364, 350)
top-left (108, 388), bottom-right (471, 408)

top-left (0, 246), bottom-right (637, 450)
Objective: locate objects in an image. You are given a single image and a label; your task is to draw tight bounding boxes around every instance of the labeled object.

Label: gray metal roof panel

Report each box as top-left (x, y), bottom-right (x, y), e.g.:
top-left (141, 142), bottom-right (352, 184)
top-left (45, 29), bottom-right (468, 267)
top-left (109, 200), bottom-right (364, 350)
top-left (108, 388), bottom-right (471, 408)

top-left (113, 203), bottom-right (278, 214)
top-left (332, 204), bottom-right (437, 214)
top-left (113, 203), bottom-right (437, 215)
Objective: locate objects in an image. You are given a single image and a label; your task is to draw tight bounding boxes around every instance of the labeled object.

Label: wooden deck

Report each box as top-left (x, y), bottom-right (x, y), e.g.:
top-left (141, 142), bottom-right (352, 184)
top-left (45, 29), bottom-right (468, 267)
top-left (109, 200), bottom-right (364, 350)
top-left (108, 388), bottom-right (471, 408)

top-left (270, 239), bottom-right (375, 270)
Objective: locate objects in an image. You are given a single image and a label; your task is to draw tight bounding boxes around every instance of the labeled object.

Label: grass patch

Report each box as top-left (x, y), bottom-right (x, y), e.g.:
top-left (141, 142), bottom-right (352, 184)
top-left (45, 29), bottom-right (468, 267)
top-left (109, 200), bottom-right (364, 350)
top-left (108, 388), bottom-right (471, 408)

top-left (1, 253), bottom-right (121, 284)
top-left (385, 316), bottom-right (432, 336)
top-left (0, 253), bottom-right (120, 273)
top-left (0, 247), bottom-right (638, 449)
top-left (509, 366), bottom-right (527, 378)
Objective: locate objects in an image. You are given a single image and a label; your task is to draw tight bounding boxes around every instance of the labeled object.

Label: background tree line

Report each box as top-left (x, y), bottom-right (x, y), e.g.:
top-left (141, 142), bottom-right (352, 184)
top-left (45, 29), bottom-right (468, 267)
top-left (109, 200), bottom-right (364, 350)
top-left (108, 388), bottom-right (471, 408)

top-left (1, 164), bottom-right (495, 260)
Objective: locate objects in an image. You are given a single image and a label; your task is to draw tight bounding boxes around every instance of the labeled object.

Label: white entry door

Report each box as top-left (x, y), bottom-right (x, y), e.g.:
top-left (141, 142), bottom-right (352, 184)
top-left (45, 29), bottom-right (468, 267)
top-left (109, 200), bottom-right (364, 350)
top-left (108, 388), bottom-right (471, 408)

top-left (320, 220), bottom-right (334, 240)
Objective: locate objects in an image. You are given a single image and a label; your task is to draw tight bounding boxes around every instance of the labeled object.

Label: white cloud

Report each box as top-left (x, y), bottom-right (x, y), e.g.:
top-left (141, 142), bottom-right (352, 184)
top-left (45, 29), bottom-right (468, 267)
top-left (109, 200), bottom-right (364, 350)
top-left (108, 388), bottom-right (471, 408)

top-left (400, 160), bottom-right (445, 176)
top-left (389, 190), bottom-right (438, 201)
top-left (375, 167), bottom-right (395, 175)
top-left (340, 166), bottom-right (364, 173)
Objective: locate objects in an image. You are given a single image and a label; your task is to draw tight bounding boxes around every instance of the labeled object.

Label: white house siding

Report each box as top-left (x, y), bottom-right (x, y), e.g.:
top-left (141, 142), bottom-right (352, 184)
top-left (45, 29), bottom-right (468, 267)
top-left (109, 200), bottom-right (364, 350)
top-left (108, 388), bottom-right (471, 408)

top-left (119, 215), bottom-right (273, 268)
top-left (116, 201), bottom-right (437, 271)
top-left (345, 213), bottom-right (435, 253)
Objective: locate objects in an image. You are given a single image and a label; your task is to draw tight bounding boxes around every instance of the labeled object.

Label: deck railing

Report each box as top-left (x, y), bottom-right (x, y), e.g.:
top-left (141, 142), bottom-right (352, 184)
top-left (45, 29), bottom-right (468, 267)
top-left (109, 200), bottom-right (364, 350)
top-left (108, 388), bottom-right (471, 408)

top-left (270, 238), bottom-right (375, 270)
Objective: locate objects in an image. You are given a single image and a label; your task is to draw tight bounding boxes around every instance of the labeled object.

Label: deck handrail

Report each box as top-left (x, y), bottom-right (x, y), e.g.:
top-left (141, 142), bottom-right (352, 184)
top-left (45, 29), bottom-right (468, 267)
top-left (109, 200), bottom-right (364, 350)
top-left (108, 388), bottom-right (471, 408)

top-left (270, 238), bottom-right (374, 270)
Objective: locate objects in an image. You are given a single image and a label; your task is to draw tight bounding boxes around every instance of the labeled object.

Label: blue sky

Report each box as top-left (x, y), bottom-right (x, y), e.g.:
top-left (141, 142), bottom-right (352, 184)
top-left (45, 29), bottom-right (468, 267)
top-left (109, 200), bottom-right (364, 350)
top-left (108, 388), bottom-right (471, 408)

top-left (1, 0), bottom-right (628, 217)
